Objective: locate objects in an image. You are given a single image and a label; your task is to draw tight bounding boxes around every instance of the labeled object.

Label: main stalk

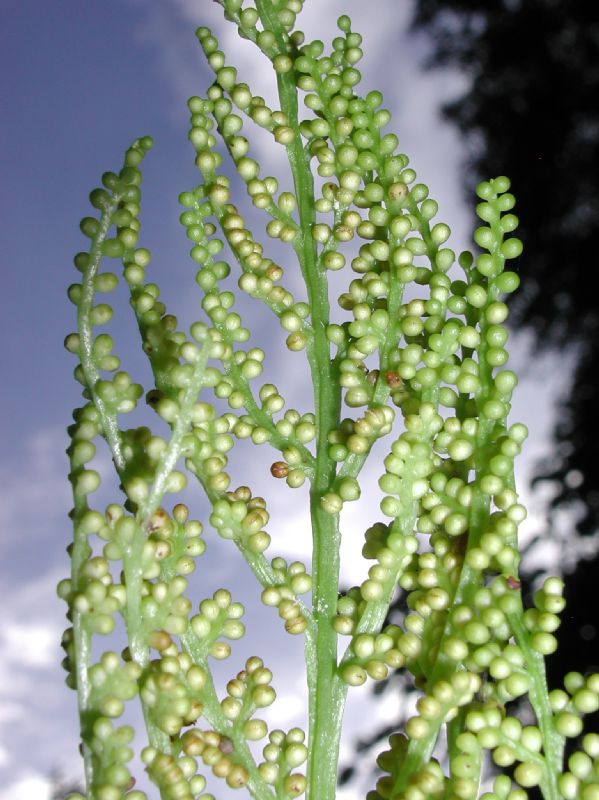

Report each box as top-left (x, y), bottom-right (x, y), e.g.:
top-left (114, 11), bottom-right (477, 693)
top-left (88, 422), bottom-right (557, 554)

top-left (254, 2), bottom-right (346, 795)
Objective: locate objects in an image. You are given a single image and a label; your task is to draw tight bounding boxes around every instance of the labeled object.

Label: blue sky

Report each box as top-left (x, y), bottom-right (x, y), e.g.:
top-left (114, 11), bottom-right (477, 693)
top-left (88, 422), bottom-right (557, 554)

top-left (0, 2), bottom-right (563, 798)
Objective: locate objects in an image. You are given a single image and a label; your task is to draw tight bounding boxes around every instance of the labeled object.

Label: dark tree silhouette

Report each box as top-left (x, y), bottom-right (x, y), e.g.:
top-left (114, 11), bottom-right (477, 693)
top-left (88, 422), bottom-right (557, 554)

top-left (409, 0), bottom-right (599, 678)
top-left (410, 0), bottom-right (599, 545)
top-left (48, 769), bottom-right (84, 799)
top-left (342, 0), bottom-right (599, 789)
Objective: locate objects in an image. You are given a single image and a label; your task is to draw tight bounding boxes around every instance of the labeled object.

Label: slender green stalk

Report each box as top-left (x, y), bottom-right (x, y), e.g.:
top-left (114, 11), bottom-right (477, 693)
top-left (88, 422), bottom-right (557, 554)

top-left (181, 630), bottom-right (276, 800)
top-left (76, 198), bottom-right (126, 472)
top-left (69, 500), bottom-right (94, 791)
top-left (507, 604), bottom-right (564, 800)
top-left (61, 7), bottom-right (599, 800)
top-left (252, 3), bottom-right (346, 794)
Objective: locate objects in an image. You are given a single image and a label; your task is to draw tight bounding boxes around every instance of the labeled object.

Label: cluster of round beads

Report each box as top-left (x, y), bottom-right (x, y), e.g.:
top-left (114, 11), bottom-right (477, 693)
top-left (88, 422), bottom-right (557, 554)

top-left (60, 4), bottom-right (599, 799)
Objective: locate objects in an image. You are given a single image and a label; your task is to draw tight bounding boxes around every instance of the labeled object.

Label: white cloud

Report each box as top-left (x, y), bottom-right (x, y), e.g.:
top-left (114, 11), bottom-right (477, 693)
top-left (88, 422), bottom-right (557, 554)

top-left (0, 551), bottom-right (78, 789)
top-left (0, 427), bottom-right (70, 554)
top-left (267, 689), bottom-right (305, 726)
top-left (0, 774), bottom-right (51, 800)
top-left (2, 623), bottom-right (59, 670)
top-left (0, 701), bottom-right (24, 726)
top-left (0, 427), bottom-right (78, 784)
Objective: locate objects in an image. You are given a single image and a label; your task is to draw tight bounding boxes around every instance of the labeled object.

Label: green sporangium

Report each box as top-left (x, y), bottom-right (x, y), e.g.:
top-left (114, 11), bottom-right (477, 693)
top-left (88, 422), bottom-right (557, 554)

top-left (59, 1), bottom-right (599, 798)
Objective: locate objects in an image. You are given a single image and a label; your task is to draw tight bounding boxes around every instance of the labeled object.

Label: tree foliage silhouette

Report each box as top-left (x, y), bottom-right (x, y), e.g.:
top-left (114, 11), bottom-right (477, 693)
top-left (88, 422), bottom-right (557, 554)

top-left (48, 770), bottom-right (85, 799)
top-left (342, 0), bottom-right (599, 789)
top-left (411, 0), bottom-right (599, 543)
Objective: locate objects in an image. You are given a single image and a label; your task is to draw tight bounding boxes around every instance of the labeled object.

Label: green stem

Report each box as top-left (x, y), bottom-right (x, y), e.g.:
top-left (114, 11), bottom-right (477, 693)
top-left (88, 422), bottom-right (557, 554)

top-left (507, 604), bottom-right (564, 800)
top-left (339, 491), bottom-right (419, 669)
top-left (137, 342), bottom-right (210, 526)
top-left (305, 498), bottom-right (347, 797)
top-left (253, 3), bottom-right (344, 795)
top-left (446, 710), bottom-right (482, 799)
top-left (189, 467), bottom-right (316, 641)
top-left (181, 630), bottom-right (275, 800)
top-left (74, 197), bottom-right (127, 794)
top-left (390, 434), bottom-right (493, 795)
top-left (78, 198), bottom-right (125, 472)
top-left (121, 527), bottom-right (171, 757)
top-left (182, 188), bottom-right (316, 472)
top-left (71, 600), bottom-right (94, 790)
top-left (80, 198), bottom-right (200, 761)
top-left (68, 449), bottom-right (95, 791)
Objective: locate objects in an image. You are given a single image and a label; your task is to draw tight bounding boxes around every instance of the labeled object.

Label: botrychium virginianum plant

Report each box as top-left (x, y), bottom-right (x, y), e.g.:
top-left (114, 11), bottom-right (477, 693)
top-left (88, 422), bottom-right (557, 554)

top-left (59, 1), bottom-right (599, 799)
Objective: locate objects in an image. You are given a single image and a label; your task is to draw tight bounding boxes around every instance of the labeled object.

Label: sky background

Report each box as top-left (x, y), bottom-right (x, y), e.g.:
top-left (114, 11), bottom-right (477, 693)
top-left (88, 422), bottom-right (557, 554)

top-left (0, 2), bottom-right (563, 798)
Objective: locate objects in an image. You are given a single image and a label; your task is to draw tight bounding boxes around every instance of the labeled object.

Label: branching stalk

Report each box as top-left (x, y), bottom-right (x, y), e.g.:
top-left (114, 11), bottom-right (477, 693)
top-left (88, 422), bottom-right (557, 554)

top-left (60, 7), bottom-right (599, 800)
